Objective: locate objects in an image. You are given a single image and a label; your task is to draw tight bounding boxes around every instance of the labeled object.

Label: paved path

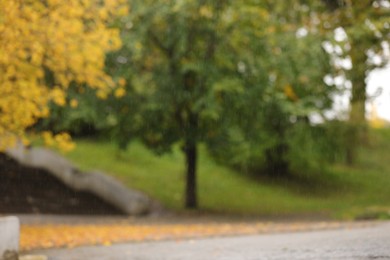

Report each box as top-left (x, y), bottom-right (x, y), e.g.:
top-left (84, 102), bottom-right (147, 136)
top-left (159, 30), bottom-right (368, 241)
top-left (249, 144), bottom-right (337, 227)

top-left (32, 221), bottom-right (390, 260)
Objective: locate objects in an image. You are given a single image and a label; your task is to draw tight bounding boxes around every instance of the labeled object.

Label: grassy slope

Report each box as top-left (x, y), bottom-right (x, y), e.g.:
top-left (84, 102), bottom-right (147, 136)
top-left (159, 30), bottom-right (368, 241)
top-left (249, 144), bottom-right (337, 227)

top-left (65, 129), bottom-right (390, 219)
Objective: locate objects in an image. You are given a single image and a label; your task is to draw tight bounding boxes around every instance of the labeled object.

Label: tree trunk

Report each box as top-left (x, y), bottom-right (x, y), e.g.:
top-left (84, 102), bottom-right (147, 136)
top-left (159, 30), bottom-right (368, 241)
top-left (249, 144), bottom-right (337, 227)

top-left (265, 143), bottom-right (289, 176)
top-left (349, 43), bottom-right (367, 127)
top-left (184, 141), bottom-right (197, 209)
top-left (346, 40), bottom-right (368, 165)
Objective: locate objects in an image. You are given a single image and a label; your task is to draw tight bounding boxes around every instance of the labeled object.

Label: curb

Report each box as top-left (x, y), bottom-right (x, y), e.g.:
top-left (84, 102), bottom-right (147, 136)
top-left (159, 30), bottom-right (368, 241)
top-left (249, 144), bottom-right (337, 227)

top-left (0, 216), bottom-right (19, 260)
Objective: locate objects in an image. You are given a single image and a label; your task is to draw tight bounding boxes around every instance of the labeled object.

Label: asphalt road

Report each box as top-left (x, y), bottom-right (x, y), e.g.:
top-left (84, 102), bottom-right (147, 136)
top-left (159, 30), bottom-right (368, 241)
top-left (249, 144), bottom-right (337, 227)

top-left (32, 221), bottom-right (390, 260)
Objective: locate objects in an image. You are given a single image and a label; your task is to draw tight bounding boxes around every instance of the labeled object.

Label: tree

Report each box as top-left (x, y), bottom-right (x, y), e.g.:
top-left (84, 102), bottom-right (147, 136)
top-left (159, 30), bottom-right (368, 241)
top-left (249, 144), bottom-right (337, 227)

top-left (319, 0), bottom-right (390, 164)
top-left (207, 12), bottom-right (335, 176)
top-left (103, 0), bottom-right (337, 208)
top-left (0, 0), bottom-right (127, 150)
top-left (111, 0), bottom-right (281, 208)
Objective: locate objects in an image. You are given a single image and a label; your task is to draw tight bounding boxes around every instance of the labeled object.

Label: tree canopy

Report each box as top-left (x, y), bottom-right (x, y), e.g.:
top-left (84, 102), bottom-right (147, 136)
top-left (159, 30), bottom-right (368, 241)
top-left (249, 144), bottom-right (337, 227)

top-left (0, 0), bottom-right (127, 150)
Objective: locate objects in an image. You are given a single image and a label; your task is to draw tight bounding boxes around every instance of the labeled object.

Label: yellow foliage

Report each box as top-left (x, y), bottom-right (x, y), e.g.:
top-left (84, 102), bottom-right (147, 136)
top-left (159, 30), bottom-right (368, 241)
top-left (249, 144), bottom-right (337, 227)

top-left (283, 84), bottom-right (299, 101)
top-left (0, 0), bottom-right (127, 151)
top-left (114, 87), bottom-right (126, 98)
top-left (51, 87), bottom-right (67, 106)
top-left (42, 131), bottom-right (75, 152)
top-left (199, 6), bottom-right (213, 19)
top-left (369, 103), bottom-right (389, 129)
top-left (42, 131), bottom-right (56, 147)
top-left (370, 118), bottom-right (387, 129)
top-left (70, 99), bottom-right (79, 108)
top-left (20, 221), bottom-right (367, 251)
top-left (96, 90), bottom-right (109, 100)
top-left (54, 133), bottom-right (76, 152)
top-left (118, 78), bottom-right (126, 87)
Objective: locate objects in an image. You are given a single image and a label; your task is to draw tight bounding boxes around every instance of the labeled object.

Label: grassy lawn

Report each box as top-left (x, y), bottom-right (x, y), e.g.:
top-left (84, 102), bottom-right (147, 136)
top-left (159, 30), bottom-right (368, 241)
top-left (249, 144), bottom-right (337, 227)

top-left (65, 128), bottom-right (390, 220)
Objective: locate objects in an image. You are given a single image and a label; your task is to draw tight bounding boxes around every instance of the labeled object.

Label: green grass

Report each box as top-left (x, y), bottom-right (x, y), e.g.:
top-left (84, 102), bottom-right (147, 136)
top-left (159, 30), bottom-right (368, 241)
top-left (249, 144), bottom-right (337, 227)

top-left (65, 128), bottom-right (390, 220)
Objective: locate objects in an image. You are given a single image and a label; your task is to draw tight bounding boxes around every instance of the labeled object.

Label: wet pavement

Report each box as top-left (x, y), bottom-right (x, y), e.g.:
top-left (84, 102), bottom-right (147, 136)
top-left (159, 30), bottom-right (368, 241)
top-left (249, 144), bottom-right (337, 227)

top-left (30, 221), bottom-right (390, 260)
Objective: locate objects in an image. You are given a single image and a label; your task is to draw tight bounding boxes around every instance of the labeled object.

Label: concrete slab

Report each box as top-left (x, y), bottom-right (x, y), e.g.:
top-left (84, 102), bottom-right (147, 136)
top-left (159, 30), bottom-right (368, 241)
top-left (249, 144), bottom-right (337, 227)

top-left (0, 216), bottom-right (19, 260)
top-left (6, 144), bottom-right (151, 215)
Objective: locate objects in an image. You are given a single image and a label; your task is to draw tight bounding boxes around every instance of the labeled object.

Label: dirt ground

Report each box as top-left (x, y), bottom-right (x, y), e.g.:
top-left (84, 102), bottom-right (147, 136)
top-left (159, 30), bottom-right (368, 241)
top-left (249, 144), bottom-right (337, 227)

top-left (0, 153), bottom-right (125, 215)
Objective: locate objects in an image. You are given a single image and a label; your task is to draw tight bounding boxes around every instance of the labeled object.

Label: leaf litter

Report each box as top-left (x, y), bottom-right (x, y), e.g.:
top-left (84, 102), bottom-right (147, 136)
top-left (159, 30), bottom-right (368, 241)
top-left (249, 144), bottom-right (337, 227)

top-left (20, 221), bottom-right (376, 251)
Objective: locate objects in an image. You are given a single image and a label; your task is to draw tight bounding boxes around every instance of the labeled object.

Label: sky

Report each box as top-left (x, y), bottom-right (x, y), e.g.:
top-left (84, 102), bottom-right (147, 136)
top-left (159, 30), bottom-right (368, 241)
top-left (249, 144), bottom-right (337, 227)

top-left (311, 66), bottom-right (390, 124)
top-left (367, 66), bottom-right (390, 121)
top-left (320, 27), bottom-right (390, 123)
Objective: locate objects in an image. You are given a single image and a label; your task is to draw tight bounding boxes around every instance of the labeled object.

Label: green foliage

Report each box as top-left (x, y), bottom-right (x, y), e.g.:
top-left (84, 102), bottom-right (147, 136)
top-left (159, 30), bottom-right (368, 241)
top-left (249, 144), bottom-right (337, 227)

top-left (286, 121), bottom-right (351, 172)
top-left (344, 206), bottom-right (390, 221)
top-left (209, 120), bottom-right (354, 176)
top-left (206, 25), bottom-right (335, 175)
top-left (121, 0), bottom-right (268, 148)
top-left (34, 85), bottom-right (108, 136)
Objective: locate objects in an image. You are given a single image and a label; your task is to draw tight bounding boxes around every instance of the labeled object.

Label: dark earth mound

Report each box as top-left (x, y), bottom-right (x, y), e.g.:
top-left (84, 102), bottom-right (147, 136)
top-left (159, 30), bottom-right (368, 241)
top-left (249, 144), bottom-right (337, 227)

top-left (0, 153), bottom-right (125, 215)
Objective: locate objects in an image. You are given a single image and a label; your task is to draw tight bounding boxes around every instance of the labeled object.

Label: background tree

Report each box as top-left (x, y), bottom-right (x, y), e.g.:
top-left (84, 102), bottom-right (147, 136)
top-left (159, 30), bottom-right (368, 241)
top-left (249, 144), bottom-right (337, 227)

top-left (0, 0), bottom-right (127, 150)
top-left (319, 0), bottom-right (390, 164)
top-left (207, 10), bottom-right (336, 176)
